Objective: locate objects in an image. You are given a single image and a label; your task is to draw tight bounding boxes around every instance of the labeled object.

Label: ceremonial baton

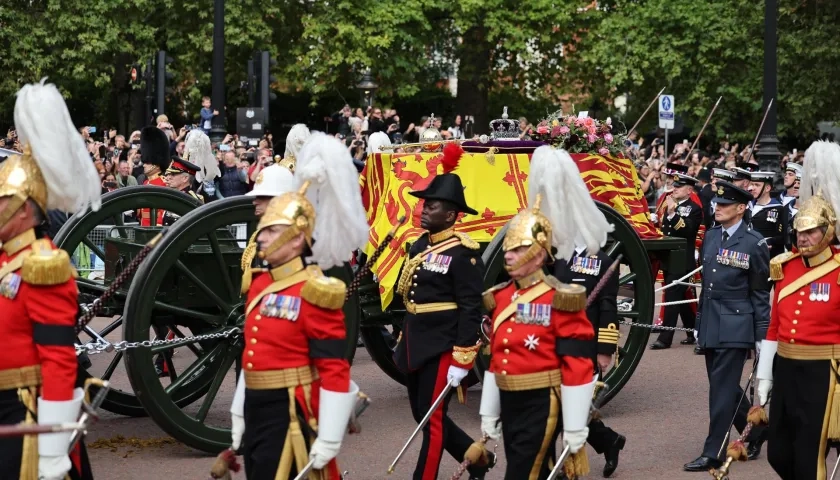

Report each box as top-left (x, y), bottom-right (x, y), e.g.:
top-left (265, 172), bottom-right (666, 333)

top-left (626, 87), bottom-right (667, 138)
top-left (685, 96), bottom-right (723, 157)
top-left (586, 254), bottom-right (623, 310)
top-left (831, 447), bottom-right (840, 480)
top-left (743, 98), bottom-right (774, 164)
top-left (546, 383), bottom-right (612, 480)
top-left (0, 422), bottom-right (86, 438)
top-left (387, 383), bottom-right (453, 474)
top-left (346, 216), bottom-right (406, 300)
top-left (68, 379), bottom-right (111, 451)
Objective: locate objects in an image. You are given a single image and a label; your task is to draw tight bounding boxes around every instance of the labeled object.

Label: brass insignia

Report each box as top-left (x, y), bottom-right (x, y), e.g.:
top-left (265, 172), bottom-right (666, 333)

top-left (717, 186), bottom-right (724, 195)
top-left (470, 258), bottom-right (476, 265)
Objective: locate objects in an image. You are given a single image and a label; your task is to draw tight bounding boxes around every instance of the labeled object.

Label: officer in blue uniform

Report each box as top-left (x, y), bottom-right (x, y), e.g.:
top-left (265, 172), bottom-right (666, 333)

top-left (685, 181), bottom-right (771, 471)
top-left (747, 171), bottom-right (788, 259)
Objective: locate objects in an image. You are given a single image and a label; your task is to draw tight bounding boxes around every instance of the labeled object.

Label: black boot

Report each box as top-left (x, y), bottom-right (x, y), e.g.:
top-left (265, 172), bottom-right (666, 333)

top-left (603, 434), bottom-right (625, 477)
top-left (747, 428), bottom-right (767, 460)
top-left (467, 451), bottom-right (497, 480)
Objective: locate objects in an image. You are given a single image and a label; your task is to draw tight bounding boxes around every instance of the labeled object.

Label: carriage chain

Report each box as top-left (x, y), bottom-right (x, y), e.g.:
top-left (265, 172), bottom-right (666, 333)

top-left (76, 327), bottom-right (242, 356)
top-left (617, 301), bottom-right (696, 332)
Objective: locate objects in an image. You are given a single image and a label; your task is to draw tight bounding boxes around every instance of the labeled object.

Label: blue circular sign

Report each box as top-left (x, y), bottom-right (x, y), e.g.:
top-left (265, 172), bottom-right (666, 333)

top-left (661, 96), bottom-right (671, 111)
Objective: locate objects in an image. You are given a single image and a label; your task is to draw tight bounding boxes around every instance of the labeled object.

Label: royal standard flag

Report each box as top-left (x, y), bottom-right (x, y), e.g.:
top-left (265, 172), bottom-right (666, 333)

top-left (361, 151), bottom-right (659, 309)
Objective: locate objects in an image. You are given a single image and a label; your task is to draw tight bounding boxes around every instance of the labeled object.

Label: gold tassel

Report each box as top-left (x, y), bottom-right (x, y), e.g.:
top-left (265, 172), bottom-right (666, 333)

top-left (463, 441), bottom-right (487, 465)
top-left (747, 405), bottom-right (769, 426)
top-left (485, 147), bottom-right (498, 165)
top-left (457, 385), bottom-right (466, 405)
top-left (551, 287), bottom-right (586, 312)
top-left (21, 241), bottom-right (72, 286)
top-left (726, 439), bottom-right (748, 461)
top-left (769, 259), bottom-right (784, 281)
top-left (482, 290), bottom-right (497, 311)
top-left (18, 386), bottom-right (38, 480)
top-left (828, 384), bottom-right (840, 440)
top-left (300, 276), bottom-right (346, 310)
top-left (563, 448), bottom-right (590, 479)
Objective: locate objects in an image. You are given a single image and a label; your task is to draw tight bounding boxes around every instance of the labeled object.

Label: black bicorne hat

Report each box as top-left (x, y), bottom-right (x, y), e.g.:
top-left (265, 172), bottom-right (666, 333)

top-left (141, 126), bottom-right (171, 172)
top-left (714, 180), bottom-right (753, 205)
top-left (409, 173), bottom-right (478, 215)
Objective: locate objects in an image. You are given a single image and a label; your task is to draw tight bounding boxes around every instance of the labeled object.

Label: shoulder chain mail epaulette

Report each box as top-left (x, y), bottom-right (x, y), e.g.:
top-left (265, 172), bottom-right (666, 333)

top-left (544, 275), bottom-right (586, 312)
top-left (454, 232), bottom-right (480, 250)
top-left (769, 251), bottom-right (799, 281)
top-left (301, 266), bottom-right (346, 310)
top-left (482, 280), bottom-right (512, 312)
top-left (22, 239), bottom-right (72, 286)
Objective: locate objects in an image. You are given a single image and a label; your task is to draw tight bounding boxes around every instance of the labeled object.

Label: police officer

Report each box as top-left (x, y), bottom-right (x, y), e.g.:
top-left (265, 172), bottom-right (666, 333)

top-left (747, 171), bottom-right (789, 258)
top-left (685, 181), bottom-right (771, 471)
top-left (554, 242), bottom-right (626, 477)
top-left (0, 80), bottom-right (100, 480)
top-left (393, 161), bottom-right (494, 480)
top-left (480, 146), bottom-right (611, 480)
top-left (650, 173), bottom-right (703, 349)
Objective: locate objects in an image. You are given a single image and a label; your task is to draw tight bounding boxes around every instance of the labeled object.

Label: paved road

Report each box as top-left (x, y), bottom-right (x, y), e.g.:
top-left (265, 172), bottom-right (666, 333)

top-left (80, 336), bottom-right (828, 480)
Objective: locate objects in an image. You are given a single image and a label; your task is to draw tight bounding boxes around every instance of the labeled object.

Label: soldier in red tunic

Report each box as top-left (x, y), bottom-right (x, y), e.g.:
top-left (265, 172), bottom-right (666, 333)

top-left (138, 126), bottom-right (170, 226)
top-left (228, 132), bottom-right (369, 479)
top-left (479, 146), bottom-right (614, 480)
top-left (0, 80), bottom-right (102, 479)
top-left (758, 140), bottom-right (840, 480)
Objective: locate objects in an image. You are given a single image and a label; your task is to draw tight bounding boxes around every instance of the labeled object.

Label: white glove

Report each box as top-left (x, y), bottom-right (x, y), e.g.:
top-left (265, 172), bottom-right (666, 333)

top-left (560, 380), bottom-right (596, 454)
top-left (650, 213), bottom-right (658, 224)
top-left (755, 342), bottom-right (761, 355)
top-left (39, 455), bottom-right (71, 480)
top-left (447, 365), bottom-right (470, 387)
top-left (563, 428), bottom-right (590, 454)
top-left (757, 379), bottom-right (773, 406)
top-left (230, 372), bottom-right (246, 450)
top-left (38, 388), bottom-right (83, 480)
top-left (310, 438), bottom-right (342, 469)
top-left (481, 415), bottom-right (502, 440)
top-left (310, 381), bottom-right (360, 469)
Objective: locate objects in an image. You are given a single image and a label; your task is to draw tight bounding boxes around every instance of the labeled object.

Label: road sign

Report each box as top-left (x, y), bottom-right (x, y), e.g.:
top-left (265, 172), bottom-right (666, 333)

top-left (659, 95), bottom-right (675, 129)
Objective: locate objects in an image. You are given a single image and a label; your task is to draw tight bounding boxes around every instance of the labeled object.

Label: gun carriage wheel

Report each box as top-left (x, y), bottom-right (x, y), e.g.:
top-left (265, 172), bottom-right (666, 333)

top-left (122, 196), bottom-right (360, 453)
top-left (54, 186), bottom-right (202, 417)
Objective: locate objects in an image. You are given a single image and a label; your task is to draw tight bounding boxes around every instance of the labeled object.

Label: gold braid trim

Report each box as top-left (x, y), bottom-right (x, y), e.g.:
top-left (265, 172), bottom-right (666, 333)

top-left (452, 344), bottom-right (480, 367)
top-left (21, 240), bottom-right (72, 286)
top-left (674, 217), bottom-right (686, 230)
top-left (454, 231), bottom-right (480, 250)
top-left (544, 276), bottom-right (586, 312)
top-left (481, 281), bottom-right (512, 312)
top-left (598, 325), bottom-right (620, 345)
top-left (275, 386), bottom-right (311, 480)
top-left (769, 251), bottom-right (799, 281)
top-left (18, 386), bottom-right (38, 480)
top-left (563, 448), bottom-right (590, 480)
top-left (240, 232), bottom-right (258, 269)
top-left (301, 268), bottom-right (346, 310)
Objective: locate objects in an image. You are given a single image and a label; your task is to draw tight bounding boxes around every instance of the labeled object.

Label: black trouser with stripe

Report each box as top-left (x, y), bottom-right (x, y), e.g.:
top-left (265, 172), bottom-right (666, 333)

top-left (406, 353), bottom-right (475, 480)
top-left (767, 356), bottom-right (833, 480)
top-left (656, 273), bottom-right (696, 345)
top-left (702, 348), bottom-right (754, 459)
top-left (0, 388), bottom-right (93, 480)
top-left (500, 386), bottom-right (563, 480)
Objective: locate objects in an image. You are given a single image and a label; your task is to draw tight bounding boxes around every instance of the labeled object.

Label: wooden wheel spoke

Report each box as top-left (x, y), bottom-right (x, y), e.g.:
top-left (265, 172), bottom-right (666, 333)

top-left (206, 232), bottom-right (237, 302)
top-left (164, 342), bottom-right (226, 396)
top-left (606, 240), bottom-right (623, 257)
top-left (101, 351), bottom-right (124, 380)
top-left (619, 272), bottom-right (637, 286)
top-left (81, 238), bottom-right (107, 263)
top-left (153, 299), bottom-right (224, 325)
top-left (194, 345), bottom-right (236, 423)
top-left (173, 259), bottom-right (232, 312)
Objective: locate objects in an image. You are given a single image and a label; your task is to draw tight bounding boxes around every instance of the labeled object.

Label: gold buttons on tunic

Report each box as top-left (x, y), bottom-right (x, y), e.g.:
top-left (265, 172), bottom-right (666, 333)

top-left (502, 359), bottom-right (508, 364)
top-left (413, 283), bottom-right (417, 287)
top-left (247, 363), bottom-right (253, 369)
top-left (256, 315), bottom-right (262, 321)
top-left (413, 275), bottom-right (418, 279)
top-left (250, 338), bottom-right (257, 344)
top-left (790, 339), bottom-right (795, 344)
top-left (800, 291), bottom-right (805, 296)
top-left (501, 370), bottom-right (507, 375)
top-left (507, 328), bottom-right (513, 333)
top-left (502, 339), bottom-right (509, 345)
top-left (504, 349), bottom-right (510, 354)
top-left (791, 329), bottom-right (796, 334)
top-left (797, 301), bottom-right (802, 306)
top-left (794, 310), bottom-right (800, 315)
top-left (247, 350), bottom-right (254, 357)
top-left (252, 326), bottom-right (258, 333)
top-left (410, 291), bottom-right (414, 295)
top-left (793, 320), bottom-right (798, 325)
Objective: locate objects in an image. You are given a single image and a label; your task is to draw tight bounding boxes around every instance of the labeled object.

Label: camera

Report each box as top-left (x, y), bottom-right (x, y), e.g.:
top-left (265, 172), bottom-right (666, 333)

top-left (219, 144), bottom-right (231, 152)
top-left (245, 152), bottom-right (256, 163)
top-left (103, 181), bottom-right (118, 189)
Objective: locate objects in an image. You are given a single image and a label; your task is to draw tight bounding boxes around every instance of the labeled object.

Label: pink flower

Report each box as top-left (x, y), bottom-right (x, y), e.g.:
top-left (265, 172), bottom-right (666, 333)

top-left (537, 125), bottom-right (549, 134)
top-left (583, 117), bottom-right (595, 127)
top-left (587, 134), bottom-right (597, 143)
top-left (599, 147), bottom-right (610, 156)
top-left (587, 125), bottom-right (597, 135)
top-left (575, 118), bottom-right (585, 127)
top-left (559, 126), bottom-right (570, 135)
top-left (551, 125), bottom-right (563, 138)
top-left (604, 133), bottom-right (614, 144)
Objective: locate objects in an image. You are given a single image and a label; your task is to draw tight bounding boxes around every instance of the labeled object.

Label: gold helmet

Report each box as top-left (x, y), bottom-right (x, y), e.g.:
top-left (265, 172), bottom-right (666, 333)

top-left (793, 194), bottom-right (836, 254)
top-left (502, 195), bottom-right (553, 271)
top-left (256, 182), bottom-right (316, 259)
top-left (0, 79), bottom-right (100, 229)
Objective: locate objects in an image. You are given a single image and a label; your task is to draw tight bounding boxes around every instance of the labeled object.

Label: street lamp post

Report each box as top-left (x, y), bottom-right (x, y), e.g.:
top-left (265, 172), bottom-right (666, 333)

top-left (209, 0), bottom-right (226, 142)
top-left (757, 0), bottom-right (781, 178)
top-left (356, 69), bottom-right (378, 108)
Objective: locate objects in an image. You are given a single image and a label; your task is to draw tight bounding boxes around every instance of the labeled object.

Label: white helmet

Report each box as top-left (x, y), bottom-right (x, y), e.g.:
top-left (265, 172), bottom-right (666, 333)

top-left (247, 164), bottom-right (296, 197)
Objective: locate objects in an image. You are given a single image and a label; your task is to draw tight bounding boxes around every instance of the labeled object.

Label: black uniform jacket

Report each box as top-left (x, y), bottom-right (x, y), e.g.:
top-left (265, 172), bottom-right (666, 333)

top-left (750, 199), bottom-right (788, 258)
top-left (661, 198), bottom-right (703, 274)
top-left (393, 231), bottom-right (484, 372)
top-left (553, 248), bottom-right (618, 357)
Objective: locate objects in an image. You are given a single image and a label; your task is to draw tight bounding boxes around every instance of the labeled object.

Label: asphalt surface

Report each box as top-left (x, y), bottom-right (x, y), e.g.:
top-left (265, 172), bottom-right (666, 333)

top-left (79, 327), bottom-right (822, 480)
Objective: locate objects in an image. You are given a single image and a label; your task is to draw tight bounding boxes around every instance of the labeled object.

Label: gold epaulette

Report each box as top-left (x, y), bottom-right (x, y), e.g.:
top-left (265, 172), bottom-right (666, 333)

top-left (300, 266), bottom-right (346, 310)
top-left (240, 232), bottom-right (260, 294)
top-left (452, 343), bottom-right (480, 367)
top-left (454, 232), bottom-right (480, 250)
top-left (21, 240), bottom-right (72, 286)
top-left (769, 251), bottom-right (799, 281)
top-left (544, 275), bottom-right (586, 312)
top-left (481, 280), bottom-right (512, 312)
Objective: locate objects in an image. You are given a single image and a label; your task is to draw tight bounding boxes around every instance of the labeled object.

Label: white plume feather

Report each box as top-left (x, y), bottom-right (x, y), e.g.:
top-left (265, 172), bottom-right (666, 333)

top-left (14, 78), bottom-right (101, 213)
top-left (295, 132), bottom-right (369, 269)
top-left (366, 132), bottom-right (392, 154)
top-left (527, 146), bottom-right (614, 260)
top-left (184, 130), bottom-right (220, 183)
top-left (284, 124), bottom-right (311, 159)
top-left (802, 141), bottom-right (840, 227)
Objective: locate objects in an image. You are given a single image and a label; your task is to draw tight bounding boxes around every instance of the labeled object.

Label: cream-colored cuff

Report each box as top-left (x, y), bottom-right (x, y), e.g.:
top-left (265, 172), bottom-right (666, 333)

top-left (479, 372), bottom-right (501, 417)
top-left (38, 388), bottom-right (84, 456)
top-left (561, 380), bottom-right (596, 432)
top-left (317, 381), bottom-right (360, 443)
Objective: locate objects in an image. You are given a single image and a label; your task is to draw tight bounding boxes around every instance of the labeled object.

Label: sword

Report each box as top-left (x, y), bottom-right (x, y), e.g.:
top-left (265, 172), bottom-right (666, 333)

top-left (387, 383), bottom-right (453, 474)
top-left (627, 87), bottom-right (667, 138)
top-left (685, 96), bottom-right (722, 157)
top-left (546, 383), bottom-right (611, 480)
top-left (831, 448), bottom-right (840, 480)
top-left (69, 379), bottom-right (111, 451)
top-left (743, 98), bottom-right (774, 164)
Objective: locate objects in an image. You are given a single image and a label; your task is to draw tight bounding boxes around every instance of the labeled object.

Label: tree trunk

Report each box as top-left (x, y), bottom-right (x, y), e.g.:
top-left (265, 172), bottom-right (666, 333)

top-left (455, 24), bottom-right (492, 135)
